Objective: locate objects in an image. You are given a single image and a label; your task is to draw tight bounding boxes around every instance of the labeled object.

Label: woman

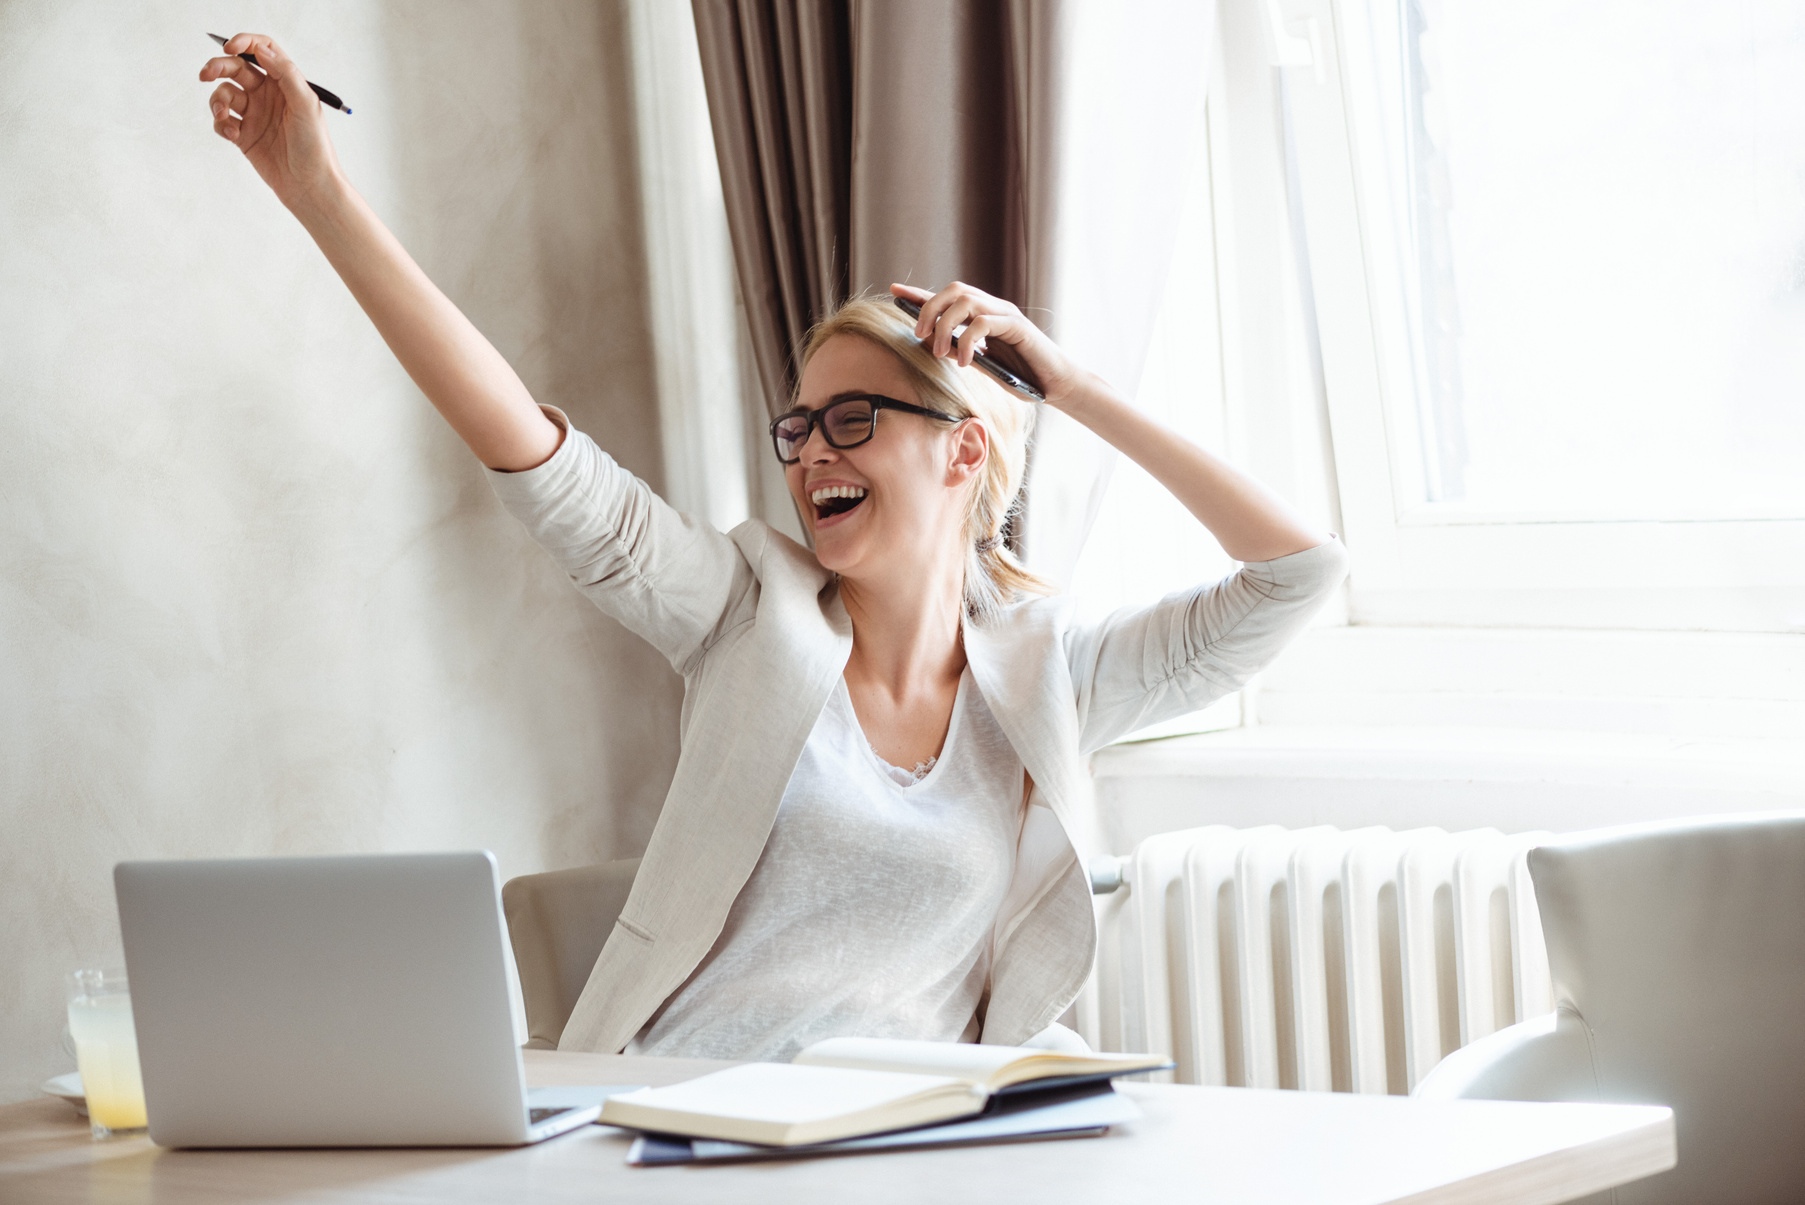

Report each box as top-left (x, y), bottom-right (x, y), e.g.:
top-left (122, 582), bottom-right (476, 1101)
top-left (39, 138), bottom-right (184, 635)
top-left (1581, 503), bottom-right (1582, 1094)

top-left (202, 35), bottom-right (1347, 1058)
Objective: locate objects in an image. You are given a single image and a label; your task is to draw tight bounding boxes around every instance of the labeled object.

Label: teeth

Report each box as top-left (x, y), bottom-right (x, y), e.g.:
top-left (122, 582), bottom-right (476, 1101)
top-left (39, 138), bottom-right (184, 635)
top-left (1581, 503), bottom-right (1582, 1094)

top-left (810, 485), bottom-right (869, 505)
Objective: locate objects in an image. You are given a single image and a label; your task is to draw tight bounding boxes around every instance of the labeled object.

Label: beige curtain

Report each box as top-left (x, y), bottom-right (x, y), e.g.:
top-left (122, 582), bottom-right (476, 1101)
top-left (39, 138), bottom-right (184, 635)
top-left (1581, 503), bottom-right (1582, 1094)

top-left (690, 0), bottom-right (849, 424)
top-left (691, 0), bottom-right (1214, 581)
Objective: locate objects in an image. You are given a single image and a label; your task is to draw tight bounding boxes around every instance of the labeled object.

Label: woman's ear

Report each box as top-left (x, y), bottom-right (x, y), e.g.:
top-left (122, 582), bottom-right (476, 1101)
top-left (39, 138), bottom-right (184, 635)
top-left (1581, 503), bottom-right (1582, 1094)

top-left (946, 419), bottom-right (989, 486)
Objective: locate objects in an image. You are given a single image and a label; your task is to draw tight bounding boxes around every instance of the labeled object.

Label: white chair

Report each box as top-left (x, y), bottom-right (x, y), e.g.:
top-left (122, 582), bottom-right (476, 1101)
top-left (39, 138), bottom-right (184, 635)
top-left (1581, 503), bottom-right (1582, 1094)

top-left (1414, 812), bottom-right (1805, 1205)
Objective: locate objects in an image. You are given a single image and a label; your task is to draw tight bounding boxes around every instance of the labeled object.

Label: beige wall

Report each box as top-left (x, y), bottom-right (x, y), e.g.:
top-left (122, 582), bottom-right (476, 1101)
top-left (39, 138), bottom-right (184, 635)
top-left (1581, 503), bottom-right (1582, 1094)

top-left (0, 1), bottom-right (685, 1102)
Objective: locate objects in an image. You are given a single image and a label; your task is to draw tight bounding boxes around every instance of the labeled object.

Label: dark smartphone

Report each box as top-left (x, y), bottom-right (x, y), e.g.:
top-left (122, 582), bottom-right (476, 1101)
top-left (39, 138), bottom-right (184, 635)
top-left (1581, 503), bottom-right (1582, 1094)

top-left (892, 296), bottom-right (1046, 401)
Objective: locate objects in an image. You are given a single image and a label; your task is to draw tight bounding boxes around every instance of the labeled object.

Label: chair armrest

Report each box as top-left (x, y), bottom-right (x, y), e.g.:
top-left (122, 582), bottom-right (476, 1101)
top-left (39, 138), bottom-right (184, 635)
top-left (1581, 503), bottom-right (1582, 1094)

top-left (1413, 1007), bottom-right (1598, 1102)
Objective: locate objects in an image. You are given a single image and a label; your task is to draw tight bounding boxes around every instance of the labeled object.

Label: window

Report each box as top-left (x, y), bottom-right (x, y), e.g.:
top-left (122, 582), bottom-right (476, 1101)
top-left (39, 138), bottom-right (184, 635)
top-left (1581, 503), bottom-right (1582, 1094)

top-left (1279, 0), bottom-right (1805, 632)
top-left (1070, 7), bottom-right (1346, 739)
top-left (1068, 88), bottom-right (1237, 626)
top-left (1375, 0), bottom-right (1805, 518)
top-left (1066, 100), bottom-right (1252, 737)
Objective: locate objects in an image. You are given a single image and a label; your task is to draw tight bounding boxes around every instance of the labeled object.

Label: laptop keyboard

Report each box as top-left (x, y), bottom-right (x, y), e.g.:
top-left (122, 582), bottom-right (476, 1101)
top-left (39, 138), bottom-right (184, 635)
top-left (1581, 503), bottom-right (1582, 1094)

top-left (529, 1107), bottom-right (577, 1124)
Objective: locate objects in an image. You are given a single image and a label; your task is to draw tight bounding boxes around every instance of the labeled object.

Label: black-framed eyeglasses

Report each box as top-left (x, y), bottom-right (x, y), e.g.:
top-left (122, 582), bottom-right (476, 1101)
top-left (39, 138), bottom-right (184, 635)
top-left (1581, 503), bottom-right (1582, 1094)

top-left (769, 394), bottom-right (959, 464)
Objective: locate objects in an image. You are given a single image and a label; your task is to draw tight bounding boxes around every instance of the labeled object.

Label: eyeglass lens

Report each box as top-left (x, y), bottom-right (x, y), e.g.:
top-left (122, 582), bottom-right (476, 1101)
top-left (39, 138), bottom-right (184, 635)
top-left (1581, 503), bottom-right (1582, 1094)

top-left (773, 399), bottom-right (877, 462)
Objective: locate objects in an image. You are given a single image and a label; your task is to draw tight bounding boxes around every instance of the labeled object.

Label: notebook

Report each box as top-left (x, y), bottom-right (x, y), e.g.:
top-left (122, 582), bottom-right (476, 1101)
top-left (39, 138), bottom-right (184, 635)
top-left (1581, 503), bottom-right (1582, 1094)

top-left (626, 1081), bottom-right (1141, 1165)
top-left (598, 1037), bottom-right (1170, 1147)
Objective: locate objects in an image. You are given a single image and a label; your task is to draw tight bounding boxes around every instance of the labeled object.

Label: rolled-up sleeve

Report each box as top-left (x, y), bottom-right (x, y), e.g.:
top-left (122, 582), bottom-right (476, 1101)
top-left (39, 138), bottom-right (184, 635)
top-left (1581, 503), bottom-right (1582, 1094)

top-left (487, 407), bottom-right (755, 674)
top-left (1065, 536), bottom-right (1348, 753)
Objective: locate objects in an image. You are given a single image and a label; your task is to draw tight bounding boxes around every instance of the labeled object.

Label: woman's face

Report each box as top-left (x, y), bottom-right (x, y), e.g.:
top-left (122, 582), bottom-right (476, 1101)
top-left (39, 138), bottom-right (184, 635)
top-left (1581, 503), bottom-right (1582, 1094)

top-left (786, 334), bottom-right (986, 581)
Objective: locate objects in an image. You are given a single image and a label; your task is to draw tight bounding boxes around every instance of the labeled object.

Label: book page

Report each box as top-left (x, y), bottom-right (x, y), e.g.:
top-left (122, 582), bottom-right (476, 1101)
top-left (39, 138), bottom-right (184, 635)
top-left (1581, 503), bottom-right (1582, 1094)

top-left (794, 1038), bottom-right (1031, 1084)
top-left (793, 1037), bottom-right (1171, 1089)
top-left (603, 1062), bottom-right (974, 1125)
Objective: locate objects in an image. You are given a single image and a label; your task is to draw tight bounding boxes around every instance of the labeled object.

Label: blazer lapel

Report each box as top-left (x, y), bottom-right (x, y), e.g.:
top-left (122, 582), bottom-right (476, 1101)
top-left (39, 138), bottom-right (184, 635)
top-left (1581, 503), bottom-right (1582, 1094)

top-left (558, 530), bottom-right (852, 1052)
top-left (965, 601), bottom-right (1106, 1045)
top-left (963, 602), bottom-right (1107, 864)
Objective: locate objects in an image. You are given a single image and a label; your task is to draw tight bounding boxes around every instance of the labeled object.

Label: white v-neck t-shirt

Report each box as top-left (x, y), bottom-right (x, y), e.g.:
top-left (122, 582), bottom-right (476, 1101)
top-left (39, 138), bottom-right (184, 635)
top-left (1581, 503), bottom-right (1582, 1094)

top-left (625, 668), bottom-right (1027, 1061)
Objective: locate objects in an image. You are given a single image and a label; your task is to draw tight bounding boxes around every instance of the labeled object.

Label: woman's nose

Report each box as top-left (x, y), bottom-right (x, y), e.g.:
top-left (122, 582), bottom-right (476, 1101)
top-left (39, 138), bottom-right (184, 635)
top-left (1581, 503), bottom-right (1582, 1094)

top-left (801, 424), bottom-right (837, 463)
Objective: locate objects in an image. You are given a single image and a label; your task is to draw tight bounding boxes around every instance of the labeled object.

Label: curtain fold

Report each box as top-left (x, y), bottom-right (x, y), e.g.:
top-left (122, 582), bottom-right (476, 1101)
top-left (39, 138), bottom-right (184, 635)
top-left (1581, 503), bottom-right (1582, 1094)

top-left (691, 0), bottom-right (851, 425)
top-left (844, 2), bottom-right (1024, 300)
top-left (691, 0), bottom-right (1214, 582)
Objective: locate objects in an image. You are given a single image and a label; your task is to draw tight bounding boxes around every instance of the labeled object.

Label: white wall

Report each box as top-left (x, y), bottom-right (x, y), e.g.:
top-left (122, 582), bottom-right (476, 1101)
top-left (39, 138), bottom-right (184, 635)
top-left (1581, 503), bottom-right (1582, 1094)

top-left (0, 2), bottom-right (686, 1103)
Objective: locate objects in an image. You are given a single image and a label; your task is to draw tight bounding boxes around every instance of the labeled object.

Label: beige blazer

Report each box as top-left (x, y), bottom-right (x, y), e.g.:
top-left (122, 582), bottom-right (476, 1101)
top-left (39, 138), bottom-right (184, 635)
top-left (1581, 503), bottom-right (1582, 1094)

top-left (489, 410), bottom-right (1348, 1054)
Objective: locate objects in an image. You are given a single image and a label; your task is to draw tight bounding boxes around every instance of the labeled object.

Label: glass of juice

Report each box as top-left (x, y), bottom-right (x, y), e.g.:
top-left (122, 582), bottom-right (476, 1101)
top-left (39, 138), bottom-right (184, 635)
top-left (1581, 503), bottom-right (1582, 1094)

top-left (66, 969), bottom-right (148, 1140)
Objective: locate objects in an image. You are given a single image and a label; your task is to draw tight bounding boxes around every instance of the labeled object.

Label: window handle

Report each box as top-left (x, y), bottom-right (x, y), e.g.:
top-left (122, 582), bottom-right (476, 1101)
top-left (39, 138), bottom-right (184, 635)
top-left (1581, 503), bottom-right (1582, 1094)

top-left (1265, 0), bottom-right (1323, 78)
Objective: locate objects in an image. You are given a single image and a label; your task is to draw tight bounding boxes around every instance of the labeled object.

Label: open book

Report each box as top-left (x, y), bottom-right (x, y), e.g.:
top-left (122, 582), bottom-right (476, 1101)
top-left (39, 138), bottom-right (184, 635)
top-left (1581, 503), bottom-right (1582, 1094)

top-left (598, 1037), bottom-right (1169, 1148)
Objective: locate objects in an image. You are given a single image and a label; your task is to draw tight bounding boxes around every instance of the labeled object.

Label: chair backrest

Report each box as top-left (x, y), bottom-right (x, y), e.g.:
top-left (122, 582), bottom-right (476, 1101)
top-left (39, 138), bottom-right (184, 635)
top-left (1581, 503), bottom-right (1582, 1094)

top-left (1529, 812), bottom-right (1805, 1205)
top-left (501, 858), bottom-right (640, 1049)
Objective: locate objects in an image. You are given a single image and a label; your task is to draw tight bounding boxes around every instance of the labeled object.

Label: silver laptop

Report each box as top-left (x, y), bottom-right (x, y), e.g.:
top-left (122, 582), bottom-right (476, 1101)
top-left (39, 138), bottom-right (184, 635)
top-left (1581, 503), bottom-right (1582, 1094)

top-left (115, 851), bottom-right (604, 1147)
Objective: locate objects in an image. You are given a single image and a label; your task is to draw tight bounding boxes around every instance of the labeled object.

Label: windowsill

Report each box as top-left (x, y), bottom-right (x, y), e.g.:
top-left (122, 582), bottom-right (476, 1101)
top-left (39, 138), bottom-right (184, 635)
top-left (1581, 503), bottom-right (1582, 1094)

top-left (1116, 622), bottom-right (1805, 747)
top-left (1254, 623), bottom-right (1801, 739)
top-left (1093, 723), bottom-right (1805, 854)
top-left (1098, 622), bottom-right (1804, 852)
top-left (1100, 723), bottom-right (1805, 781)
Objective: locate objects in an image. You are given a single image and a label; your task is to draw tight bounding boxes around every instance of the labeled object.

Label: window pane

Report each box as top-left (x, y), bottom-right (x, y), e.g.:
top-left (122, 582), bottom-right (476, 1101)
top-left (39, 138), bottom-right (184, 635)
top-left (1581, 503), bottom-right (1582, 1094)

top-left (1381, 0), bottom-right (1805, 515)
top-left (1068, 100), bottom-right (1235, 624)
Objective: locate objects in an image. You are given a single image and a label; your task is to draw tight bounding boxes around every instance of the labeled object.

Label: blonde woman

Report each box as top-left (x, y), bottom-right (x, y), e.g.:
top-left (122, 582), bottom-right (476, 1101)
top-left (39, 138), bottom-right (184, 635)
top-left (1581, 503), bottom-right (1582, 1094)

top-left (203, 34), bottom-right (1347, 1057)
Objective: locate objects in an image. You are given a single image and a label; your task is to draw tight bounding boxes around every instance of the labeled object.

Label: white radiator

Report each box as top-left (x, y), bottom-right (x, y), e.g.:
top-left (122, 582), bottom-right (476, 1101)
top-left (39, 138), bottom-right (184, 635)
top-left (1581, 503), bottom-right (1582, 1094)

top-left (1077, 826), bottom-right (1555, 1094)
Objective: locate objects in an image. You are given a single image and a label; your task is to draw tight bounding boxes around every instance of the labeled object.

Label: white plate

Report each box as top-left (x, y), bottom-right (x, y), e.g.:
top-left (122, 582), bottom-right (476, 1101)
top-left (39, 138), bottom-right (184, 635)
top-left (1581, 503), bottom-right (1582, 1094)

top-left (41, 1072), bottom-right (87, 1117)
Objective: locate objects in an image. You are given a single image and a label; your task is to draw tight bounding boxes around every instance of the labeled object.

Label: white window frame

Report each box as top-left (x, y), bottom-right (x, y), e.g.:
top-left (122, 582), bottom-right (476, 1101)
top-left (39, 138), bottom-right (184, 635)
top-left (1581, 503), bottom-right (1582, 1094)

top-left (1270, 0), bottom-right (1805, 635)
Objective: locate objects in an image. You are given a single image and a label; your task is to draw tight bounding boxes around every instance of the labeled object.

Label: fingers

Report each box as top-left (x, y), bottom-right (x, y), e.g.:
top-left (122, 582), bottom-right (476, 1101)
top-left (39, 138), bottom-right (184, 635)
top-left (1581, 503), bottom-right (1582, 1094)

top-left (212, 100), bottom-right (242, 144)
top-left (932, 289), bottom-right (989, 359)
top-left (956, 315), bottom-right (1002, 368)
top-left (198, 55), bottom-right (266, 91)
top-left (911, 281), bottom-right (969, 344)
top-left (907, 280), bottom-right (1023, 359)
top-left (224, 31), bottom-right (279, 58)
top-left (208, 78), bottom-right (251, 143)
top-left (224, 32), bottom-right (315, 110)
top-left (209, 81), bottom-right (251, 122)
top-left (937, 301), bottom-right (978, 359)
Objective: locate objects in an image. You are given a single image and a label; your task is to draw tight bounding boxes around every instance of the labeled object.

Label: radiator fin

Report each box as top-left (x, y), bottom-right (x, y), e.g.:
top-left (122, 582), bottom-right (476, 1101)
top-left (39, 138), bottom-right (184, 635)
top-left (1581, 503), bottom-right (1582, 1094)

top-left (1080, 825), bottom-right (1555, 1093)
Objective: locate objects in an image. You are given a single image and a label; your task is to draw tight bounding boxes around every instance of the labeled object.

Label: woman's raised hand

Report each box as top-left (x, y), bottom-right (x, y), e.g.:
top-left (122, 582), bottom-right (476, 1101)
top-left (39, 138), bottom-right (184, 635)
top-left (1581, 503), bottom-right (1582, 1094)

top-left (890, 282), bottom-right (1083, 408)
top-left (200, 34), bottom-right (342, 210)
top-left (197, 33), bottom-right (558, 471)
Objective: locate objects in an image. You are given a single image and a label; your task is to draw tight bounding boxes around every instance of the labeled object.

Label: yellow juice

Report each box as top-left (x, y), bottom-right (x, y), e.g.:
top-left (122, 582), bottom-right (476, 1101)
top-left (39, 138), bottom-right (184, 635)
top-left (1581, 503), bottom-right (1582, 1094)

top-left (67, 992), bottom-right (147, 1132)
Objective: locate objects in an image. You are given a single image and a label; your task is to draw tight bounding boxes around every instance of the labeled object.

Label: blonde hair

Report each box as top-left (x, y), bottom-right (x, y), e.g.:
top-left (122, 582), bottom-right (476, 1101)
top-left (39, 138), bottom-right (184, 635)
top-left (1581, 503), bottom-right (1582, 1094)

top-left (796, 293), bottom-right (1053, 623)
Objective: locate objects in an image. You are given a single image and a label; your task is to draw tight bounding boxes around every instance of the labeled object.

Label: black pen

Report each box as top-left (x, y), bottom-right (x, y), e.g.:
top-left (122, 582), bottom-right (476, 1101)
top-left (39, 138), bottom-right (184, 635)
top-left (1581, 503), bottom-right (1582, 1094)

top-left (207, 33), bottom-right (352, 114)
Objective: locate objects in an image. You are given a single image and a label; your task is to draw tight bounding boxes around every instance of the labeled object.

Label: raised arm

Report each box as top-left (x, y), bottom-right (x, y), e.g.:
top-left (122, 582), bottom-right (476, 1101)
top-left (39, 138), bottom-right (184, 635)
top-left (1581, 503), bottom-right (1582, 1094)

top-left (897, 282), bottom-right (1345, 750)
top-left (201, 33), bottom-right (560, 471)
top-left (895, 281), bottom-right (1324, 562)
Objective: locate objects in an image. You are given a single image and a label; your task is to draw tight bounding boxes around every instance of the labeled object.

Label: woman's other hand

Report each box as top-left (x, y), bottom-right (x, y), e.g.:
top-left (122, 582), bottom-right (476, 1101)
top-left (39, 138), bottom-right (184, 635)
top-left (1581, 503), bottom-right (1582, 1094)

top-left (891, 286), bottom-right (1323, 561)
top-left (200, 34), bottom-right (342, 211)
top-left (890, 282), bottom-right (1084, 409)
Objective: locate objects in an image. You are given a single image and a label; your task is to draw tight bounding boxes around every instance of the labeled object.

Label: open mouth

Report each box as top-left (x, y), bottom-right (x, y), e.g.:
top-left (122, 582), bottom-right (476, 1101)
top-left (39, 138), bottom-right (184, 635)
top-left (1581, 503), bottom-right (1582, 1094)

top-left (810, 484), bottom-right (868, 523)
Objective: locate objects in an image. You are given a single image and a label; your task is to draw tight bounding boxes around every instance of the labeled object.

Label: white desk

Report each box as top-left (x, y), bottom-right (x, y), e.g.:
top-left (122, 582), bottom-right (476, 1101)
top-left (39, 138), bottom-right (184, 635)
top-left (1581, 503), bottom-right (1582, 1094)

top-left (0, 1050), bottom-right (1674, 1204)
